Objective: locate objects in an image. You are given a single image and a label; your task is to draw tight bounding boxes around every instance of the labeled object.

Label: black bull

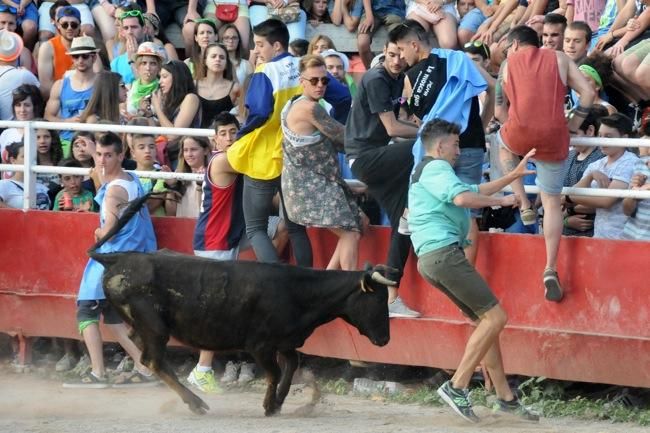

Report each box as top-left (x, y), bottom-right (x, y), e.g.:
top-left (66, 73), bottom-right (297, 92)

top-left (88, 194), bottom-right (393, 415)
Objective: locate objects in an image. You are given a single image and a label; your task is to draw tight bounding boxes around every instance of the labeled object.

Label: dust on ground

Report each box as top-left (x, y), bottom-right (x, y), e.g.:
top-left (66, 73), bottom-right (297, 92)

top-left (0, 370), bottom-right (646, 433)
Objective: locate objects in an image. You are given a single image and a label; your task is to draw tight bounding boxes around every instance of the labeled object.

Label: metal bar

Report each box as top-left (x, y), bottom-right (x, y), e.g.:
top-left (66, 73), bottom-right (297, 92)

top-left (22, 124), bottom-right (35, 210)
top-left (0, 120), bottom-right (214, 137)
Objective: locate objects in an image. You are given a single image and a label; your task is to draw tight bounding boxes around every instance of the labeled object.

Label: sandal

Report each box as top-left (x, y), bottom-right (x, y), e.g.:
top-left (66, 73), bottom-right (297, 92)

top-left (543, 268), bottom-right (564, 302)
top-left (112, 370), bottom-right (160, 388)
top-left (520, 208), bottom-right (537, 226)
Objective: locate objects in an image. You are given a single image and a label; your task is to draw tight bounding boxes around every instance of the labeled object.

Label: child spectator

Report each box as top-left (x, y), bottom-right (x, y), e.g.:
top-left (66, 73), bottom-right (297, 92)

top-left (36, 125), bottom-right (64, 197)
top-left (128, 133), bottom-right (168, 216)
top-left (308, 34), bottom-right (336, 55)
top-left (0, 141), bottom-right (51, 209)
top-left (219, 24), bottom-right (253, 84)
top-left (567, 113), bottom-right (640, 239)
top-left (165, 136), bottom-right (211, 217)
top-left (578, 53), bottom-right (617, 115)
top-left (357, 0), bottom-right (406, 68)
top-left (305, 0), bottom-right (332, 25)
top-left (53, 158), bottom-right (95, 212)
top-left (123, 42), bottom-right (165, 118)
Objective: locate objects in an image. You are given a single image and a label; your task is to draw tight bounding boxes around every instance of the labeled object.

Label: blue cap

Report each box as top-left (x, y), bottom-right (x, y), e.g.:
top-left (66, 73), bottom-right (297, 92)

top-left (56, 6), bottom-right (81, 22)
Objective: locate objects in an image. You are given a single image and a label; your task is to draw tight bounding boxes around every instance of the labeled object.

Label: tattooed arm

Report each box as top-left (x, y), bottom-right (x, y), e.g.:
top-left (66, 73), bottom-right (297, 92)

top-left (309, 102), bottom-right (346, 151)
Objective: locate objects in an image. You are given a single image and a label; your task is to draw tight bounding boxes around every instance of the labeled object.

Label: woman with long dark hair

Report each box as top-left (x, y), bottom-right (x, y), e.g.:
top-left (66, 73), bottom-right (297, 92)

top-left (0, 84), bottom-right (44, 161)
top-left (151, 60), bottom-right (201, 168)
top-left (79, 71), bottom-right (128, 124)
top-left (185, 18), bottom-right (218, 78)
top-left (219, 24), bottom-right (252, 84)
top-left (165, 135), bottom-right (211, 217)
top-left (196, 43), bottom-right (239, 129)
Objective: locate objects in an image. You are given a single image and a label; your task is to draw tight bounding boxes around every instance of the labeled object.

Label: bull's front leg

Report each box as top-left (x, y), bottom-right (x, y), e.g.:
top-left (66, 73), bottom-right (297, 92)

top-left (253, 350), bottom-right (282, 416)
top-left (276, 349), bottom-right (299, 408)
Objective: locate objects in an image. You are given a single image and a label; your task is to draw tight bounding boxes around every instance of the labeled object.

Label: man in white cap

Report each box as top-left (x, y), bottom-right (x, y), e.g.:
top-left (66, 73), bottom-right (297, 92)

top-left (320, 49), bottom-right (357, 96)
top-left (45, 35), bottom-right (98, 157)
top-left (0, 30), bottom-right (39, 120)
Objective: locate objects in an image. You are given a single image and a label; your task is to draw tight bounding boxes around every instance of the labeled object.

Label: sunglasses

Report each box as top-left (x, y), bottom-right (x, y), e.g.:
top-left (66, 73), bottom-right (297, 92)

top-left (119, 9), bottom-right (144, 23)
top-left (60, 21), bottom-right (79, 30)
top-left (464, 40), bottom-right (490, 59)
top-left (71, 53), bottom-right (93, 60)
top-left (302, 76), bottom-right (330, 86)
top-left (0, 5), bottom-right (17, 14)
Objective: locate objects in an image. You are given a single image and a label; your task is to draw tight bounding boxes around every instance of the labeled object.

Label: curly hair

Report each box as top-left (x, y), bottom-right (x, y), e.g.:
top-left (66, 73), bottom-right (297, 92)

top-left (581, 51), bottom-right (613, 88)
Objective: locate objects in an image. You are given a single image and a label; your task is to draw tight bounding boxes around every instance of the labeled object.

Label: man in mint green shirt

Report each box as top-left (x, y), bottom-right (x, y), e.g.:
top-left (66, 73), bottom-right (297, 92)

top-left (409, 119), bottom-right (537, 423)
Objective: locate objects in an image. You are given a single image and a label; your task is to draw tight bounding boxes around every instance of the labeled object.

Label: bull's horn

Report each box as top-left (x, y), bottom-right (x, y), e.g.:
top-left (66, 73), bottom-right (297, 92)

top-left (371, 271), bottom-right (396, 286)
top-left (360, 278), bottom-right (373, 293)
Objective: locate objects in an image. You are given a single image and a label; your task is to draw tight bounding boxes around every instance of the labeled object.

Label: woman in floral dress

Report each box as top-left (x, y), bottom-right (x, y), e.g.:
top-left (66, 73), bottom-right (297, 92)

top-left (281, 55), bottom-right (362, 270)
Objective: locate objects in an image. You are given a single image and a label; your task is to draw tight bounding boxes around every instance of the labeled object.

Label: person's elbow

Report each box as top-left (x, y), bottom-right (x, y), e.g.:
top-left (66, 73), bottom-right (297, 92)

top-left (600, 197), bottom-right (620, 209)
top-left (453, 192), bottom-right (472, 207)
top-left (580, 86), bottom-right (597, 106)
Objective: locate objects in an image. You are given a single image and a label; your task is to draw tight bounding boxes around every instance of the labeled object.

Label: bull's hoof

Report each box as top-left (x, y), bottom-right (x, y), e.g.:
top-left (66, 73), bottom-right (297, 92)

top-left (264, 405), bottom-right (280, 417)
top-left (187, 397), bottom-right (210, 415)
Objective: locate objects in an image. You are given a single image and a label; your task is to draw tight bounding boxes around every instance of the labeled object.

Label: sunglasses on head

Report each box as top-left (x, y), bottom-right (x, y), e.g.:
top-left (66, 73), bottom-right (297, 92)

top-left (302, 76), bottom-right (330, 86)
top-left (464, 40), bottom-right (490, 59)
top-left (120, 10), bottom-right (143, 19)
top-left (71, 53), bottom-right (93, 60)
top-left (60, 21), bottom-right (79, 30)
top-left (0, 5), bottom-right (17, 14)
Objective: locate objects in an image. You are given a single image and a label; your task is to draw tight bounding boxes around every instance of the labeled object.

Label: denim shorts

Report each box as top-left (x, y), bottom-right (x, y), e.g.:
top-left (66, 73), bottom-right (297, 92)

top-left (459, 8), bottom-right (488, 32)
top-left (455, 147), bottom-right (485, 217)
top-left (497, 130), bottom-right (568, 195)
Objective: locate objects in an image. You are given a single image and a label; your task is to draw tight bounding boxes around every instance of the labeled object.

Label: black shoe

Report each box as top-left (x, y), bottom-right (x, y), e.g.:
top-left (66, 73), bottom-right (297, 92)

top-left (437, 380), bottom-right (479, 423)
top-left (494, 397), bottom-right (540, 421)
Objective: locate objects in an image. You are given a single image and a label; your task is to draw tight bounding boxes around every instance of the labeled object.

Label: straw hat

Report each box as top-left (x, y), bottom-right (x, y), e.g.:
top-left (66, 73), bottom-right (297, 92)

top-left (134, 41), bottom-right (167, 62)
top-left (67, 36), bottom-right (99, 55)
top-left (0, 30), bottom-right (23, 63)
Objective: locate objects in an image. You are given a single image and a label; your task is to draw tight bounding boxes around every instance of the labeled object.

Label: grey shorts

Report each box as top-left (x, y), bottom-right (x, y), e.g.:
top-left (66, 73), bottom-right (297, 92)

top-left (497, 130), bottom-right (568, 195)
top-left (417, 244), bottom-right (499, 321)
top-left (76, 299), bottom-right (122, 325)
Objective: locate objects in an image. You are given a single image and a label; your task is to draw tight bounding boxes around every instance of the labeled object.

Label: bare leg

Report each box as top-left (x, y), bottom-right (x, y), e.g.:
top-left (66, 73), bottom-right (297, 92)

top-left (499, 146), bottom-right (530, 209)
top-left (327, 228), bottom-right (361, 271)
top-left (106, 322), bottom-right (152, 375)
top-left (539, 192), bottom-right (562, 270)
top-left (198, 350), bottom-right (214, 368)
top-left (81, 323), bottom-right (105, 377)
top-left (464, 219), bottom-right (479, 266)
top-left (451, 304), bottom-right (507, 389)
top-left (357, 34), bottom-right (373, 69)
top-left (481, 341), bottom-right (515, 401)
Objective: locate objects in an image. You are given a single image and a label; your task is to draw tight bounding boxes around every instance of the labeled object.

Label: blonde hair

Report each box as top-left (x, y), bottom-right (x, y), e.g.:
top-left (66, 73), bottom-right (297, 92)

top-left (307, 35), bottom-right (335, 55)
top-left (299, 55), bottom-right (325, 74)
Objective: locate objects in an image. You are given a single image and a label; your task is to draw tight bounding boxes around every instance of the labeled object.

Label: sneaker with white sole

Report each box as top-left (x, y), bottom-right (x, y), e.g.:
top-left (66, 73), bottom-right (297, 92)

top-left (70, 354), bottom-right (91, 376)
top-left (388, 297), bottom-right (421, 318)
top-left (115, 355), bottom-right (134, 373)
top-left (55, 353), bottom-right (76, 372)
top-left (437, 380), bottom-right (479, 423)
top-left (238, 362), bottom-right (255, 384)
top-left (188, 367), bottom-right (222, 393)
top-left (221, 361), bottom-right (239, 384)
top-left (543, 268), bottom-right (564, 302)
top-left (494, 397), bottom-right (540, 421)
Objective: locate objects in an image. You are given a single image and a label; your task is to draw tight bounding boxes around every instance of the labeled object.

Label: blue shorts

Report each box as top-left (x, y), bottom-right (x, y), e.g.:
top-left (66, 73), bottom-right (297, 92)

top-left (459, 8), bottom-right (487, 32)
top-left (497, 130), bottom-right (568, 195)
top-left (455, 147), bottom-right (485, 217)
top-left (8, 1), bottom-right (38, 25)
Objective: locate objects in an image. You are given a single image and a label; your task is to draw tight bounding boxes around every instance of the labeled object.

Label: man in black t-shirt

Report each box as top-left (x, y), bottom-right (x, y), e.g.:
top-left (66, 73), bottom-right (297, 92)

top-left (389, 20), bottom-right (495, 265)
top-left (344, 41), bottom-right (421, 318)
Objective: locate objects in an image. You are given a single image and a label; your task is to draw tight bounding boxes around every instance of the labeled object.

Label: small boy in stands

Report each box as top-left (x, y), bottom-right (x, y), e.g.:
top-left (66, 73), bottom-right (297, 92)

top-left (128, 133), bottom-right (167, 216)
top-left (53, 159), bottom-right (95, 212)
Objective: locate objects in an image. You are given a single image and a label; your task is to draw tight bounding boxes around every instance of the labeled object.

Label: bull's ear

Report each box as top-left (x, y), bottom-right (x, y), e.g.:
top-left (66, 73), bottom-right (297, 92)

top-left (360, 273), bottom-right (374, 293)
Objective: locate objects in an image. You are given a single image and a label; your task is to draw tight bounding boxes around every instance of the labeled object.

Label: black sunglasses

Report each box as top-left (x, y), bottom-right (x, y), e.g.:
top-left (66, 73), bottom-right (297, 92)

top-left (302, 76), bottom-right (330, 86)
top-left (0, 5), bottom-right (17, 14)
top-left (71, 53), bottom-right (93, 60)
top-left (60, 21), bottom-right (80, 30)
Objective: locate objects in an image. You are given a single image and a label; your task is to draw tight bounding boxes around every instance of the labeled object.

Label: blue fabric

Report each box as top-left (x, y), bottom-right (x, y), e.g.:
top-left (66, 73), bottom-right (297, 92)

top-left (59, 76), bottom-right (94, 142)
top-left (111, 53), bottom-right (135, 85)
top-left (77, 174), bottom-right (157, 301)
top-left (412, 49), bottom-right (487, 168)
top-left (323, 71), bottom-right (352, 124)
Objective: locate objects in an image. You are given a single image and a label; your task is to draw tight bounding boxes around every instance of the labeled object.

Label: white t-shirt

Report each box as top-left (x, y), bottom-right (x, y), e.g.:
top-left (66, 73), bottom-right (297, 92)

top-left (582, 151), bottom-right (639, 239)
top-left (0, 179), bottom-right (51, 210)
top-left (0, 66), bottom-right (40, 121)
top-left (0, 128), bottom-right (23, 161)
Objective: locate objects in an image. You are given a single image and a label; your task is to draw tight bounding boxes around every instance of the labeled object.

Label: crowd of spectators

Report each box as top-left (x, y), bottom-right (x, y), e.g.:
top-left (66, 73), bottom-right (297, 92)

top-left (0, 0), bottom-right (649, 393)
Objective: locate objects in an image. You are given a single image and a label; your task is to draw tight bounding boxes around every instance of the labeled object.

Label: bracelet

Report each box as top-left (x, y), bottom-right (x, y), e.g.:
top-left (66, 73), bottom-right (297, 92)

top-left (574, 105), bottom-right (590, 116)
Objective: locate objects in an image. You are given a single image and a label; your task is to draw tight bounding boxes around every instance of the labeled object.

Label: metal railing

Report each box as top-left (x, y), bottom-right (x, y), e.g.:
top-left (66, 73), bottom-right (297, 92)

top-left (1, 120), bottom-right (650, 210)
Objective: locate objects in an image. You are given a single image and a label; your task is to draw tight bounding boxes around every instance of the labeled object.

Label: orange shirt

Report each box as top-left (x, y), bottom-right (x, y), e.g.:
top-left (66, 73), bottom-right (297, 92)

top-left (501, 47), bottom-right (569, 162)
top-left (51, 35), bottom-right (73, 82)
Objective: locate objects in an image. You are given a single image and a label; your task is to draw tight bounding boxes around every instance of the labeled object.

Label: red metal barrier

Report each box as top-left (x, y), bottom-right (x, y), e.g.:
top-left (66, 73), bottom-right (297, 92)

top-left (1, 209), bottom-right (648, 387)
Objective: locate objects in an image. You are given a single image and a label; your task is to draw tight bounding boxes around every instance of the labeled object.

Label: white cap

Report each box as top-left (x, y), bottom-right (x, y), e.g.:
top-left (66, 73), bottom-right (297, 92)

top-left (319, 49), bottom-right (350, 72)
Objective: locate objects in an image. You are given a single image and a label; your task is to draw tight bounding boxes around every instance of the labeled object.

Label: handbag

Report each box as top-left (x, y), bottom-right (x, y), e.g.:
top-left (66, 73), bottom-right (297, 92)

top-left (216, 3), bottom-right (239, 22)
top-left (268, 1), bottom-right (301, 23)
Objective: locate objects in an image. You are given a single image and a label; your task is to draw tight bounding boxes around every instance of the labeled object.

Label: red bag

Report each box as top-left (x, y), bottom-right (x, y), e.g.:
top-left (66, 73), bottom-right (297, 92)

top-left (216, 4), bottom-right (239, 22)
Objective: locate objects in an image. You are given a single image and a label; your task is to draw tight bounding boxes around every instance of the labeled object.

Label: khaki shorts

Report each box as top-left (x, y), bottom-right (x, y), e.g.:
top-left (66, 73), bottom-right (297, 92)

top-left (358, 13), bottom-right (403, 35)
top-left (417, 244), bottom-right (499, 321)
top-left (623, 38), bottom-right (650, 63)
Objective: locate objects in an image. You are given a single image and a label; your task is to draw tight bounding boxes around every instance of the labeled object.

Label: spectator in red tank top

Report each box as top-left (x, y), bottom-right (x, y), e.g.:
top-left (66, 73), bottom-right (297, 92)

top-left (495, 26), bottom-right (595, 302)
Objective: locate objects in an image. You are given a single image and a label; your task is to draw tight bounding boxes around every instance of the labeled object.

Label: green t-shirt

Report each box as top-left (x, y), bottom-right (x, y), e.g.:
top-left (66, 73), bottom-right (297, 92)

top-left (408, 158), bottom-right (479, 257)
top-left (53, 189), bottom-right (96, 212)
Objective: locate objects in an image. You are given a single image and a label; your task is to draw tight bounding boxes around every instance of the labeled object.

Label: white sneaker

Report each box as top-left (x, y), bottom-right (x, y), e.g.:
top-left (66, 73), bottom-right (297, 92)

top-left (397, 216), bottom-right (412, 235)
top-left (221, 361), bottom-right (239, 383)
top-left (388, 297), bottom-right (421, 318)
top-left (238, 362), bottom-right (255, 384)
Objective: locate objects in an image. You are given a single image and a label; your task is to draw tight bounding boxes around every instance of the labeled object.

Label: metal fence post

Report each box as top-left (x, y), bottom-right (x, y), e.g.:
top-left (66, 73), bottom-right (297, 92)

top-left (22, 121), bottom-right (36, 210)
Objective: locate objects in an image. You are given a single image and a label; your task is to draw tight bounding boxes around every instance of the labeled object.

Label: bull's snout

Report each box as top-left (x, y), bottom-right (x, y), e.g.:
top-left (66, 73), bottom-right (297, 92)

top-left (372, 335), bottom-right (390, 347)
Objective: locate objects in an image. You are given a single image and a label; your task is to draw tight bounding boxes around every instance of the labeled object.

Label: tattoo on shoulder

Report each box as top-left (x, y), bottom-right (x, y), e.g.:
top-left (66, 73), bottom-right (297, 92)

top-left (312, 103), bottom-right (344, 144)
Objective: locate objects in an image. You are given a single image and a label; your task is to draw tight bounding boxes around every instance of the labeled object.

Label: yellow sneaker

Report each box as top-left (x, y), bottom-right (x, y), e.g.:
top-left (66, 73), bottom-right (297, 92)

top-left (187, 367), bottom-right (222, 394)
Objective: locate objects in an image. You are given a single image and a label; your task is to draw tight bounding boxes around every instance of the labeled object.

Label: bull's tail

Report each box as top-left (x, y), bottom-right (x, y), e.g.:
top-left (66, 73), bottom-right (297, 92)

top-left (87, 192), bottom-right (154, 260)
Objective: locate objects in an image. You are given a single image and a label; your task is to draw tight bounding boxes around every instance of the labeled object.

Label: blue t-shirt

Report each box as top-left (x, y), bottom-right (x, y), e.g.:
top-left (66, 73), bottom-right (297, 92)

top-left (111, 52), bottom-right (135, 85)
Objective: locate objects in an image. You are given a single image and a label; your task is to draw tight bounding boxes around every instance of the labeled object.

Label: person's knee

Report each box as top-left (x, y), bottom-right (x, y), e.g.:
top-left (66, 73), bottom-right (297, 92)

top-left (635, 67), bottom-right (650, 87)
top-left (482, 304), bottom-right (507, 330)
top-left (357, 36), bottom-right (370, 51)
top-left (22, 21), bottom-right (37, 34)
top-left (457, 28), bottom-right (474, 46)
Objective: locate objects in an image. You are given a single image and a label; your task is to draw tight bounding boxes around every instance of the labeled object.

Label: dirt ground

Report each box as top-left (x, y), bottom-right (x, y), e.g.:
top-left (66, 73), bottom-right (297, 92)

top-left (0, 370), bottom-right (647, 433)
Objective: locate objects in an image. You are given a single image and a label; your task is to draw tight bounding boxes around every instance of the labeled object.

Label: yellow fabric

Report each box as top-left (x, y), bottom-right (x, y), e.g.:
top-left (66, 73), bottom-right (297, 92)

top-left (227, 57), bottom-right (302, 180)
